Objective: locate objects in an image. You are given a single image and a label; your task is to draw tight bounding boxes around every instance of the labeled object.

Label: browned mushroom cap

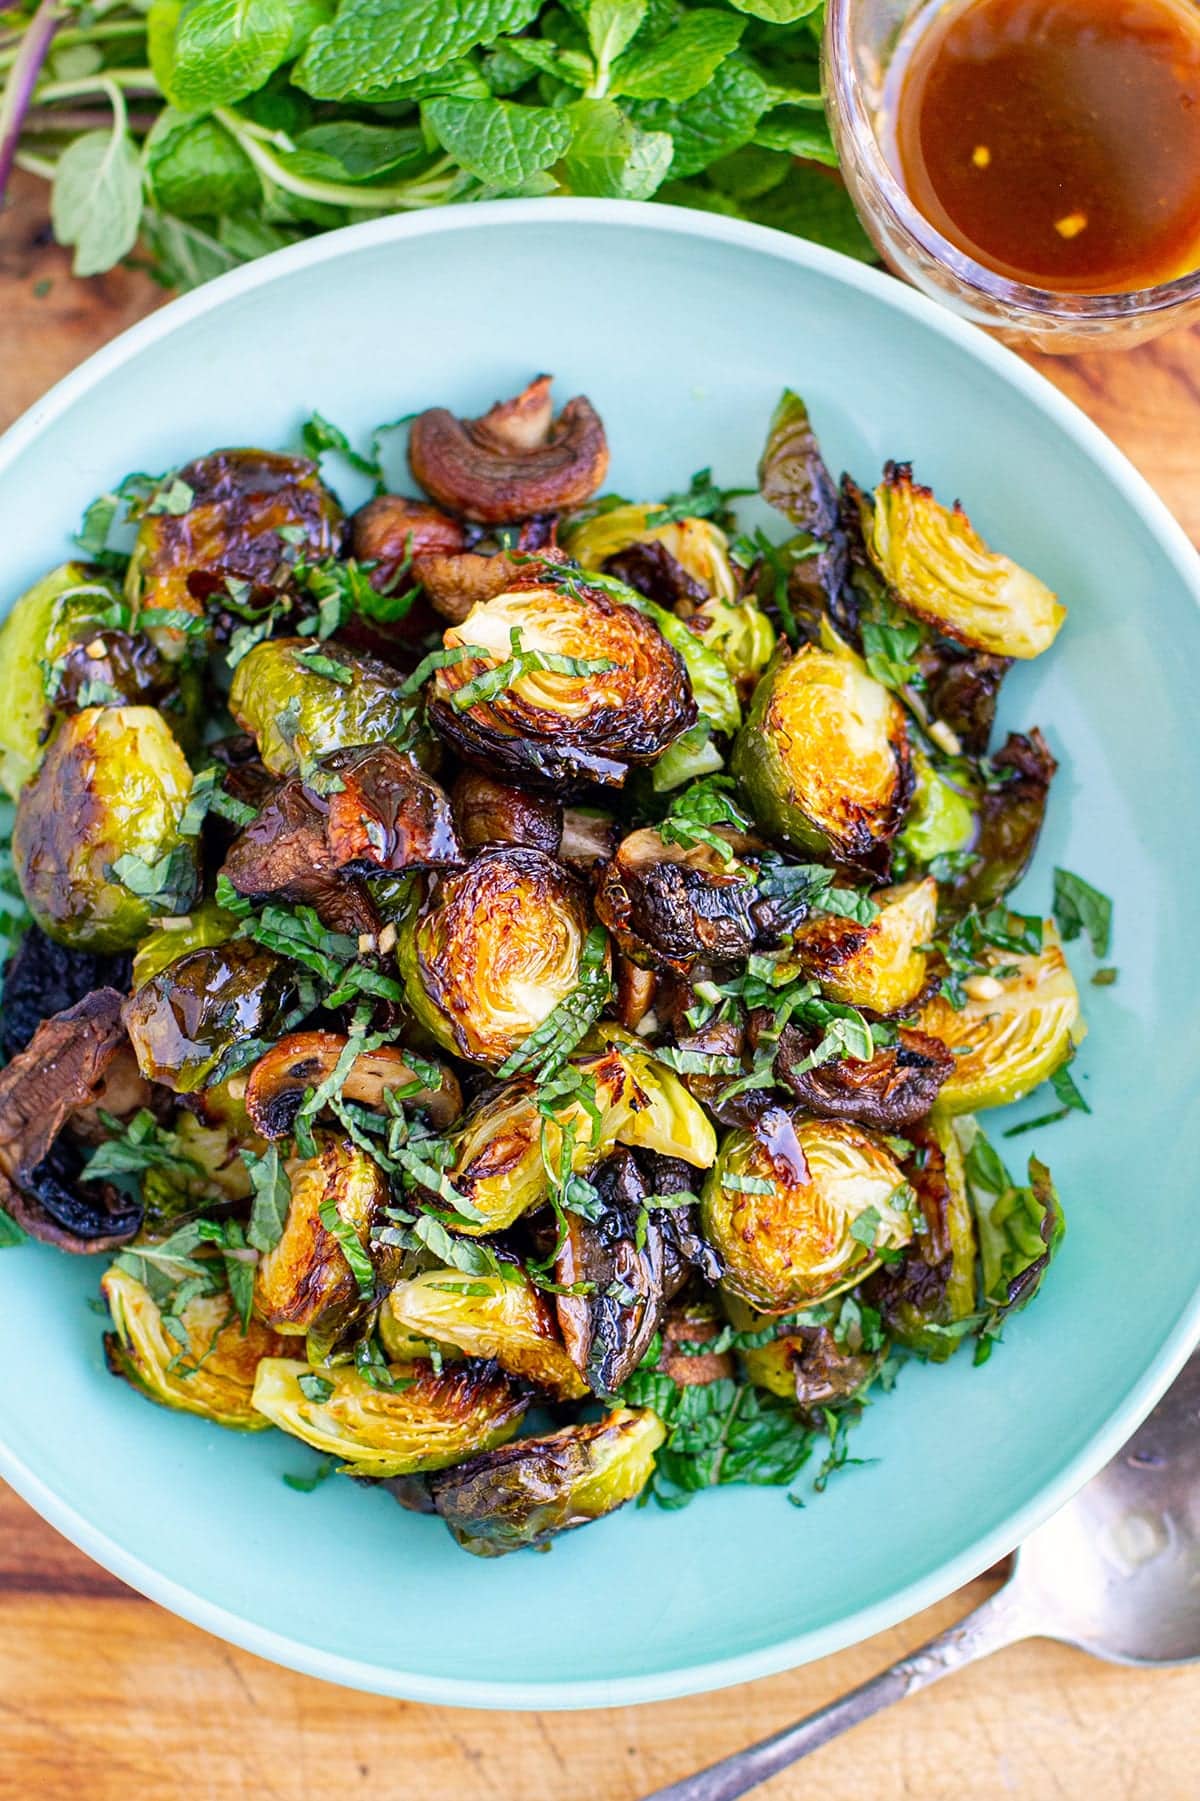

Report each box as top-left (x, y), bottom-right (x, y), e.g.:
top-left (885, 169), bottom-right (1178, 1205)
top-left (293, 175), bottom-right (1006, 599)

top-left (220, 745), bottom-right (462, 932)
top-left (351, 496), bottom-right (467, 592)
top-left (414, 549), bottom-right (525, 624)
top-left (450, 769), bottom-right (562, 856)
top-left (656, 1310), bottom-right (734, 1387)
top-left (409, 376), bottom-right (609, 525)
top-left (0, 989), bottom-right (148, 1251)
top-left (245, 1030), bottom-right (462, 1138)
top-left (768, 1019), bottom-right (954, 1131)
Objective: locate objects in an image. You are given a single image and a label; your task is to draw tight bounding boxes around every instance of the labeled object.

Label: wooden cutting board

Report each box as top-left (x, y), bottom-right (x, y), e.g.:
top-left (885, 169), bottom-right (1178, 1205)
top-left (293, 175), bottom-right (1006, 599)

top-left (0, 172), bottom-right (1196, 1801)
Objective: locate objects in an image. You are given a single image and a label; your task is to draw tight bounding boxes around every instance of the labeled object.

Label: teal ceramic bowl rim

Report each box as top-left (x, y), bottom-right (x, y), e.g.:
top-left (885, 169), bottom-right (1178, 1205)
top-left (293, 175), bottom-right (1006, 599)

top-left (1, 199), bottom-right (1198, 1711)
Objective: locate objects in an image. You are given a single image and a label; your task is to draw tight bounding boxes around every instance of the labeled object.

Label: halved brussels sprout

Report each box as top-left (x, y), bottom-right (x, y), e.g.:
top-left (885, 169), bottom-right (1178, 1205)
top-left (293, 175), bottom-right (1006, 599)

top-left (788, 877), bottom-right (938, 1015)
top-left (934, 731), bottom-right (1058, 918)
top-left (916, 920), bottom-right (1083, 1114)
top-left (130, 898), bottom-right (239, 989)
top-left (254, 1136), bottom-right (391, 1352)
top-left (566, 505), bottom-right (738, 600)
top-left (228, 637), bottom-right (412, 777)
top-left (123, 941), bottom-right (296, 1092)
top-left (688, 593), bottom-right (777, 693)
top-left (633, 594), bottom-right (742, 737)
top-left (757, 388), bottom-right (848, 618)
top-left (732, 643), bottom-right (912, 870)
top-left (0, 563), bottom-right (124, 795)
top-left (251, 1356), bottom-right (527, 1477)
top-left (387, 1267), bottom-right (588, 1401)
top-left (864, 1117), bottom-right (978, 1359)
top-left (13, 706), bottom-right (199, 952)
top-left (398, 847), bottom-right (597, 1068)
top-left (428, 568), bottom-right (696, 790)
top-left (700, 1109), bottom-right (914, 1313)
top-left (441, 1033), bottom-right (717, 1235)
top-left (427, 1406), bottom-right (665, 1556)
top-left (900, 752), bottom-right (977, 866)
top-left (125, 450), bottom-right (343, 649)
top-left (866, 464), bottom-right (1066, 660)
top-left (103, 1267), bottom-right (287, 1429)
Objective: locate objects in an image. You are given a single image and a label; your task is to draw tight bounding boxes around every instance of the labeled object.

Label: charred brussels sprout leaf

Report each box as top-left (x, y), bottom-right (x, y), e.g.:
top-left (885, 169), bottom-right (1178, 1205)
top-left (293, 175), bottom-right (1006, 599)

top-left (13, 707), bottom-right (199, 953)
top-left (958, 1120), bottom-right (1064, 1323)
top-left (700, 1110), bottom-right (914, 1313)
top-left (123, 941), bottom-right (296, 1092)
top-left (103, 1267), bottom-right (288, 1430)
top-left (251, 1356), bottom-right (527, 1478)
top-left (756, 389), bottom-right (847, 617)
top-left (864, 1118), bottom-right (979, 1359)
top-left (387, 1267), bottom-right (588, 1402)
top-left (399, 847), bottom-right (599, 1069)
top-left (866, 464), bottom-right (1066, 660)
top-left (229, 637), bottom-right (413, 777)
top-left (917, 921), bottom-right (1083, 1114)
top-left (130, 898), bottom-right (239, 989)
top-left (935, 732), bottom-right (1058, 917)
top-left (787, 878), bottom-right (937, 1015)
top-left (426, 1406), bottom-right (664, 1556)
top-left (732, 643), bottom-right (912, 873)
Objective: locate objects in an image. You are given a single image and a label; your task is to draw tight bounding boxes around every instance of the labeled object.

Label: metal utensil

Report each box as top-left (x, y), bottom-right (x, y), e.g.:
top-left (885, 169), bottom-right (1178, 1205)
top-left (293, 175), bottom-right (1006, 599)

top-left (644, 1353), bottom-right (1200, 1801)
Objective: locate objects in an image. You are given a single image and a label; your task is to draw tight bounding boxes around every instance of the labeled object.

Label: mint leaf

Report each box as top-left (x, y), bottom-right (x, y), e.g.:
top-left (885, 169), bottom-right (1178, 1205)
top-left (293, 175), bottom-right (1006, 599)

top-left (140, 211), bottom-right (245, 290)
top-left (296, 0), bottom-right (541, 101)
top-left (746, 163), bottom-right (877, 262)
top-left (583, 0), bottom-right (647, 68)
top-left (424, 96), bottom-right (574, 189)
top-left (754, 107), bottom-right (837, 167)
top-left (244, 1145), bottom-right (292, 1252)
top-left (171, 0), bottom-right (294, 110)
top-left (630, 55), bottom-right (768, 179)
top-left (610, 9), bottom-right (745, 101)
top-left (51, 127), bottom-right (143, 279)
top-left (727, 0), bottom-right (823, 18)
top-left (1052, 868), bottom-right (1112, 959)
top-left (143, 109), bottom-right (258, 218)
top-left (562, 98), bottom-right (673, 199)
top-left (292, 120), bottom-right (426, 180)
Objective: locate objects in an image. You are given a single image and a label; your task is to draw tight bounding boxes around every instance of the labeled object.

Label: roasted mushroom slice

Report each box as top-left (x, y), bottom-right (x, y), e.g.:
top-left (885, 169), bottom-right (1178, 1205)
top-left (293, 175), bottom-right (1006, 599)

top-left (741, 1312), bottom-right (883, 1414)
top-left (426, 1406), bottom-right (664, 1556)
top-left (864, 1118), bottom-right (978, 1360)
top-left (769, 1020), bottom-right (954, 1129)
top-left (350, 494), bottom-right (467, 591)
top-left (123, 941), bottom-right (297, 1093)
top-left (700, 1109), bottom-right (914, 1313)
top-left (0, 925), bottom-right (132, 1060)
top-left (450, 769), bottom-right (562, 856)
top-left (245, 1031), bottom-right (461, 1138)
top-left (786, 878), bottom-right (938, 1015)
top-left (228, 638), bottom-right (414, 777)
top-left (427, 566), bottom-right (696, 790)
top-left (409, 375), bottom-right (609, 524)
top-left (398, 846), bottom-right (598, 1069)
top-left (103, 1268), bottom-right (289, 1429)
top-left (0, 988), bottom-right (147, 1250)
top-left (251, 1356), bottom-right (527, 1478)
top-left (387, 1266), bottom-right (587, 1401)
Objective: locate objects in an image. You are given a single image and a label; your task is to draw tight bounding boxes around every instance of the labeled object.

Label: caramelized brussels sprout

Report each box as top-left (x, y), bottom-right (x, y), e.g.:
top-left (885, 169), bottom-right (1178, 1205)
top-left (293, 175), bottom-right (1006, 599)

top-left (409, 375), bottom-right (609, 524)
top-left (566, 505), bottom-right (738, 600)
top-left (0, 988), bottom-right (145, 1250)
top-left (399, 847), bottom-right (597, 1068)
top-left (387, 1267), bottom-right (587, 1401)
top-left (700, 1109), bottom-right (914, 1312)
top-left (228, 638), bottom-right (412, 777)
top-left (865, 1118), bottom-right (977, 1359)
top-left (688, 592), bottom-right (777, 692)
top-left (757, 388), bottom-right (848, 616)
top-left (123, 941), bottom-right (296, 1092)
top-left (769, 1020), bottom-right (954, 1130)
top-left (732, 643), bottom-right (912, 871)
top-left (130, 898), bottom-right (239, 989)
top-left (900, 753), bottom-right (977, 867)
top-left (629, 592), bottom-right (741, 737)
top-left (740, 1305), bottom-right (883, 1412)
top-left (0, 563), bottom-right (127, 794)
top-left (916, 921), bottom-right (1083, 1113)
top-left (935, 731), bottom-right (1057, 917)
top-left (427, 1406), bottom-right (665, 1556)
top-left (245, 1031), bottom-right (461, 1139)
top-left (913, 641), bottom-right (1012, 757)
top-left (788, 878), bottom-right (938, 1015)
top-left (450, 768), bottom-right (562, 856)
top-left (140, 1107), bottom-right (259, 1222)
top-left (251, 1355), bottom-right (527, 1477)
top-left (440, 1033), bottom-right (717, 1234)
top-left (254, 1136), bottom-right (391, 1351)
top-left (866, 464), bottom-right (1066, 659)
top-left (125, 450), bottom-right (343, 647)
top-left (428, 568), bottom-right (696, 790)
top-left (103, 1267), bottom-right (287, 1429)
top-left (13, 706), bottom-right (198, 952)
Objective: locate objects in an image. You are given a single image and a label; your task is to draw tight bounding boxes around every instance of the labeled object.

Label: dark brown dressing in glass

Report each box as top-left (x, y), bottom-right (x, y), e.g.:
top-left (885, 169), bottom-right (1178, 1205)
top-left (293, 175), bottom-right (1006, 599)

top-left (890, 0), bottom-right (1200, 292)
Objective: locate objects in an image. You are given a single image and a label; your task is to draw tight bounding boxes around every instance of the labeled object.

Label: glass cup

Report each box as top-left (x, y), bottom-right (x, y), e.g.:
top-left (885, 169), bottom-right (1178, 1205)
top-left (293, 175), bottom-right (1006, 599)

top-left (823, 0), bottom-right (1200, 351)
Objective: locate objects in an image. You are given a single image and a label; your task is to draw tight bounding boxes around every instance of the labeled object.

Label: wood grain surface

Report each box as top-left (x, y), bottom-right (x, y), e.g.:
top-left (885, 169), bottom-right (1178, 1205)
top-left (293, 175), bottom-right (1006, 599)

top-left (1, 170), bottom-right (1197, 1801)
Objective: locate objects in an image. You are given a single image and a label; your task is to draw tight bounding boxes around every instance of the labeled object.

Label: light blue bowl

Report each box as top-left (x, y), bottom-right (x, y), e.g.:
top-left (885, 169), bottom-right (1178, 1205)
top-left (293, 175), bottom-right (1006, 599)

top-left (1, 202), bottom-right (1197, 1710)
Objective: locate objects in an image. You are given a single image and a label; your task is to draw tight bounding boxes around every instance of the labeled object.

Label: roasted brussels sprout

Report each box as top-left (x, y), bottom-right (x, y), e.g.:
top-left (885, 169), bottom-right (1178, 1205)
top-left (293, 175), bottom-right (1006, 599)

top-left (13, 706), bottom-right (198, 953)
top-left (740, 1305), bottom-right (884, 1412)
top-left (916, 920), bottom-right (1083, 1113)
top-left (900, 753), bottom-right (977, 867)
top-left (450, 768), bottom-right (562, 856)
top-left (103, 1267), bottom-right (287, 1429)
top-left (0, 924), bottom-right (131, 1060)
top-left (228, 638), bottom-right (412, 777)
top-left (251, 1355), bottom-right (527, 1477)
top-left (757, 388), bottom-right (848, 617)
top-left (387, 1267), bottom-right (588, 1401)
top-left (866, 464), bottom-right (1066, 660)
top-left (0, 988), bottom-right (146, 1249)
top-left (254, 1135), bottom-right (391, 1350)
top-left (440, 1033), bottom-right (717, 1235)
top-left (427, 567), bottom-right (696, 790)
top-left (700, 1108), bottom-right (914, 1313)
top-left (864, 1118), bottom-right (978, 1359)
top-left (427, 1406), bottom-right (665, 1556)
top-left (769, 1020), bottom-right (955, 1130)
top-left (732, 643), bottom-right (912, 871)
top-left (409, 375), bottom-right (609, 524)
top-left (935, 731), bottom-right (1057, 917)
top-left (139, 1107), bottom-right (259, 1221)
top-left (629, 593), bottom-right (741, 738)
top-left (125, 450), bottom-right (343, 647)
top-left (123, 941), bottom-right (296, 1092)
top-left (566, 505), bottom-right (738, 601)
top-left (130, 898), bottom-right (239, 989)
top-left (913, 641), bottom-right (1012, 757)
top-left (959, 1120), bottom-right (1064, 1319)
top-left (245, 1031), bottom-right (461, 1138)
top-left (787, 878), bottom-right (937, 1015)
top-left (399, 847), bottom-right (598, 1068)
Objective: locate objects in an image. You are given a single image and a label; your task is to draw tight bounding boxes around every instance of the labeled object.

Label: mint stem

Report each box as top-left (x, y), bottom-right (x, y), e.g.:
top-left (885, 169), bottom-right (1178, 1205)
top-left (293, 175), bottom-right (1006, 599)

top-left (0, 0), bottom-right (63, 205)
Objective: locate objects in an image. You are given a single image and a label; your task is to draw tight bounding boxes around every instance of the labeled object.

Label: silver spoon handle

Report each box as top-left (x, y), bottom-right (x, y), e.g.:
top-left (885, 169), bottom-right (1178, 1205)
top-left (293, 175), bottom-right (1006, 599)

top-left (641, 1581), bottom-right (1035, 1801)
